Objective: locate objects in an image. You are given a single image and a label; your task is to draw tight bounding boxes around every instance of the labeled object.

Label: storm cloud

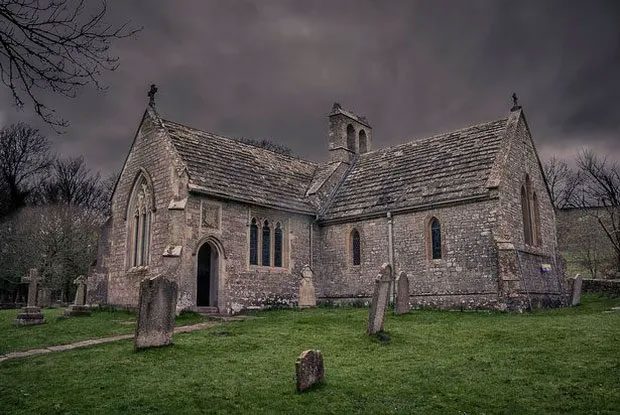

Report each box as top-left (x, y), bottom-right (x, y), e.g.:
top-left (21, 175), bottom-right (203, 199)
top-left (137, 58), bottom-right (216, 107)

top-left (1, 0), bottom-right (618, 175)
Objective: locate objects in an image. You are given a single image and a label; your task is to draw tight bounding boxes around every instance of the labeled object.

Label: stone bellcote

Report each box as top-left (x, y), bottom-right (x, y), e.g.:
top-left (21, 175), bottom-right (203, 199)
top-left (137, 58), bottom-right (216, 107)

top-left (328, 103), bottom-right (372, 164)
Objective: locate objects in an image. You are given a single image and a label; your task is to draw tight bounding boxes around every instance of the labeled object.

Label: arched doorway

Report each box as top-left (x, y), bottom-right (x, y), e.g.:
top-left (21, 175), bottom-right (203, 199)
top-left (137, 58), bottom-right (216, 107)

top-left (197, 242), bottom-right (219, 307)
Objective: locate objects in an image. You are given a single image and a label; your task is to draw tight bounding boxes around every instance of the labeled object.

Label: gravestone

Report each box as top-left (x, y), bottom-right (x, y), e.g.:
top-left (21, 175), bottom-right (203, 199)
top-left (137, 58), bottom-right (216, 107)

top-left (64, 275), bottom-right (91, 317)
top-left (37, 288), bottom-right (52, 308)
top-left (134, 274), bottom-right (178, 350)
top-left (395, 271), bottom-right (410, 315)
top-left (14, 268), bottom-right (45, 326)
top-left (367, 263), bottom-right (393, 335)
top-left (298, 265), bottom-right (317, 308)
top-left (570, 274), bottom-right (583, 306)
top-left (295, 349), bottom-right (325, 392)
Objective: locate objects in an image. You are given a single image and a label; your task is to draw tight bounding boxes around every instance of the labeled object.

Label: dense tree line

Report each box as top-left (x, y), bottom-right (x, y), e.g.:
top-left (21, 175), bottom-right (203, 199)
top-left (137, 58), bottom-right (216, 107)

top-left (0, 123), bottom-right (115, 303)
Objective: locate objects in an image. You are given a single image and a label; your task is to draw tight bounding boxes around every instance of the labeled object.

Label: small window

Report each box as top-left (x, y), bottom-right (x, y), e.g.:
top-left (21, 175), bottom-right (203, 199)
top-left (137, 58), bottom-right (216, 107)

top-left (359, 130), bottom-right (368, 153)
top-left (274, 222), bottom-right (283, 267)
top-left (346, 124), bottom-right (356, 151)
top-left (521, 185), bottom-right (532, 245)
top-left (262, 220), bottom-right (271, 266)
top-left (351, 229), bottom-right (361, 266)
top-left (532, 192), bottom-right (541, 246)
top-left (430, 218), bottom-right (442, 260)
top-left (249, 218), bottom-right (258, 265)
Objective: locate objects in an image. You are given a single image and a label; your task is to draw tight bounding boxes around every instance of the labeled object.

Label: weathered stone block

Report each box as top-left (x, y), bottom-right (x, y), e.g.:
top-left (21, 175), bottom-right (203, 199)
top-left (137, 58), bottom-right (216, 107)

top-left (570, 275), bottom-right (583, 306)
top-left (395, 271), bottom-right (410, 315)
top-left (367, 263), bottom-right (392, 335)
top-left (15, 306), bottom-right (45, 326)
top-left (298, 265), bottom-right (316, 308)
top-left (295, 349), bottom-right (325, 392)
top-left (134, 275), bottom-right (178, 350)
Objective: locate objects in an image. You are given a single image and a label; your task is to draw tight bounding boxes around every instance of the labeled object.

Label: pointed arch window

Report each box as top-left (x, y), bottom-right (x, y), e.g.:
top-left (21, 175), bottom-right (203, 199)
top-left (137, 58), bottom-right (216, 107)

top-left (429, 218), bottom-right (442, 259)
top-left (532, 192), bottom-right (541, 246)
top-left (128, 173), bottom-right (153, 267)
top-left (262, 220), bottom-right (271, 266)
top-left (274, 222), bottom-right (283, 267)
top-left (351, 229), bottom-right (361, 266)
top-left (249, 218), bottom-right (259, 265)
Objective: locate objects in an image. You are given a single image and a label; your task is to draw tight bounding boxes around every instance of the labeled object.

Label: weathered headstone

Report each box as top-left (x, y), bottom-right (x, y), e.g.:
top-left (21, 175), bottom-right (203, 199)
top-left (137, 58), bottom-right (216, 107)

top-left (64, 275), bottom-right (91, 317)
top-left (395, 271), bottom-right (410, 315)
top-left (367, 263), bottom-right (392, 335)
top-left (14, 268), bottom-right (45, 326)
top-left (570, 274), bottom-right (583, 306)
top-left (298, 265), bottom-right (317, 308)
top-left (37, 288), bottom-right (52, 308)
top-left (134, 274), bottom-right (178, 350)
top-left (295, 349), bottom-right (325, 392)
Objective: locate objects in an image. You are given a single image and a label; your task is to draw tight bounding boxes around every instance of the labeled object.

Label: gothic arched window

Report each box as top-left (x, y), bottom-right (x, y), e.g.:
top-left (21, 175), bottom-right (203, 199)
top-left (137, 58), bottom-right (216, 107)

top-left (274, 222), bottom-right (283, 267)
top-left (359, 130), bottom-right (368, 153)
top-left (532, 192), bottom-right (541, 246)
top-left (430, 217), bottom-right (442, 260)
top-left (351, 229), bottom-right (361, 266)
top-left (262, 220), bottom-right (271, 266)
top-left (346, 124), bottom-right (356, 152)
top-left (128, 173), bottom-right (153, 267)
top-left (249, 218), bottom-right (259, 265)
top-left (521, 185), bottom-right (533, 245)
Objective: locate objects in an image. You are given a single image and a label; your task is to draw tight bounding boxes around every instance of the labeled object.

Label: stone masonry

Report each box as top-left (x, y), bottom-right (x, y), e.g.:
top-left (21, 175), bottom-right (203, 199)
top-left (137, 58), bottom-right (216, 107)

top-left (91, 95), bottom-right (566, 315)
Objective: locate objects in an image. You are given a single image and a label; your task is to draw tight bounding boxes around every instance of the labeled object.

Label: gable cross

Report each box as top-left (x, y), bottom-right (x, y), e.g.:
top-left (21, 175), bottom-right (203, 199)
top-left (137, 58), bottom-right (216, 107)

top-left (148, 84), bottom-right (158, 107)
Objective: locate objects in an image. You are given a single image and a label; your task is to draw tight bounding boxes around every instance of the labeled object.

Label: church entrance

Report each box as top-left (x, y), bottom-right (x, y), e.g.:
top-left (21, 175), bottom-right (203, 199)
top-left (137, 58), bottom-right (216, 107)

top-left (197, 242), bottom-right (218, 307)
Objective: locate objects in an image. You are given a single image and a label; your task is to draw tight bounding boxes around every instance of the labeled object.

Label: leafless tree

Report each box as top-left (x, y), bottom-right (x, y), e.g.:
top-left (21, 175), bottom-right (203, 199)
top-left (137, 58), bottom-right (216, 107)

top-left (0, 122), bottom-right (51, 217)
top-left (543, 156), bottom-right (581, 209)
top-left (575, 150), bottom-right (620, 272)
top-left (238, 137), bottom-right (294, 156)
top-left (0, 0), bottom-right (140, 126)
top-left (42, 156), bottom-right (100, 208)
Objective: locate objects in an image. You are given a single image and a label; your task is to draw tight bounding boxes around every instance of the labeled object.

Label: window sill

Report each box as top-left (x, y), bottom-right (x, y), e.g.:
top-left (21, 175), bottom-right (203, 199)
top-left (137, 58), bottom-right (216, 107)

top-left (127, 265), bottom-right (149, 273)
top-left (249, 265), bottom-right (290, 273)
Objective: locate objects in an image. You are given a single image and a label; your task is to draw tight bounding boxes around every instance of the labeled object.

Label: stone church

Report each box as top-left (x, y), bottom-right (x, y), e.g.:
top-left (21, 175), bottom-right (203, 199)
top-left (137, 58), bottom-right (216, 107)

top-left (87, 93), bottom-right (566, 314)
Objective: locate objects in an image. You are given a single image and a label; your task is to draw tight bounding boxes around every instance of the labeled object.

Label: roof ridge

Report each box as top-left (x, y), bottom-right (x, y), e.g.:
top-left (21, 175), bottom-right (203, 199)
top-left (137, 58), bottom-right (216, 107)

top-left (161, 118), bottom-right (318, 166)
top-left (361, 117), bottom-right (508, 157)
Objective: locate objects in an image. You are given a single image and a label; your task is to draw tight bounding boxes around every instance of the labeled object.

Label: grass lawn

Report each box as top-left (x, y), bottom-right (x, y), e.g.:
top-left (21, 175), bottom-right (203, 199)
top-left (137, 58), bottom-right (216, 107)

top-left (1, 294), bottom-right (619, 414)
top-left (0, 307), bottom-right (205, 355)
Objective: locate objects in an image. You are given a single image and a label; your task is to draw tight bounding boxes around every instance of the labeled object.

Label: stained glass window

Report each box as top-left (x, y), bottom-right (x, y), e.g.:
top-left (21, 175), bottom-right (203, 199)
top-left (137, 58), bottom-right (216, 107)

top-left (262, 220), bottom-right (271, 266)
top-left (249, 218), bottom-right (258, 265)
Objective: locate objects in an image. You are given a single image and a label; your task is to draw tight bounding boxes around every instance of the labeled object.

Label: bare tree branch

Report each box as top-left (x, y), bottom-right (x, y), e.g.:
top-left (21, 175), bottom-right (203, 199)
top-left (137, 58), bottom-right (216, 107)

top-left (0, 0), bottom-right (140, 127)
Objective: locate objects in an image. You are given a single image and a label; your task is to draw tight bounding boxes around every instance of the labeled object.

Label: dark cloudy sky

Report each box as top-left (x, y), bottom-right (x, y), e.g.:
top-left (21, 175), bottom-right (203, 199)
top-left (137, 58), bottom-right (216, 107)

top-left (1, 0), bottom-right (618, 176)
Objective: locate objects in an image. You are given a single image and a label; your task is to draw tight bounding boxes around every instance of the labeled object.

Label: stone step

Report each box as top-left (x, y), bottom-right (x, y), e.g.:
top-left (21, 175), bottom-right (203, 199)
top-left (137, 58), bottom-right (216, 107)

top-left (196, 306), bottom-right (220, 316)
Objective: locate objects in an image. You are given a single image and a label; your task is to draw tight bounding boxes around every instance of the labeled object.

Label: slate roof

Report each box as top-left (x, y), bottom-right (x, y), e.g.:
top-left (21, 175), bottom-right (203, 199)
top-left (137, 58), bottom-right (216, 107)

top-left (162, 119), bottom-right (318, 213)
top-left (160, 113), bottom-right (509, 220)
top-left (321, 118), bottom-right (508, 220)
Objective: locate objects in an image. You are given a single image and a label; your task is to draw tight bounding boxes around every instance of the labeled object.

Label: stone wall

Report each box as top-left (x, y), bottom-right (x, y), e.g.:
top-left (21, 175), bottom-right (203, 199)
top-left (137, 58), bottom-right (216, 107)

top-left (493, 110), bottom-right (566, 307)
top-left (174, 194), bottom-right (313, 314)
top-left (582, 279), bottom-right (620, 297)
top-left (104, 111), bottom-right (188, 308)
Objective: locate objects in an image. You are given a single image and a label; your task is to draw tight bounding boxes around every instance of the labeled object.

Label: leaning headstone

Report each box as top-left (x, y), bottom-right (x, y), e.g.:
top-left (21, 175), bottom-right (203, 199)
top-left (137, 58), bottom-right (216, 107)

top-left (64, 275), bottom-right (91, 317)
top-left (37, 288), bottom-right (52, 308)
top-left (134, 274), bottom-right (178, 350)
top-left (395, 271), bottom-right (410, 315)
top-left (367, 263), bottom-right (392, 335)
top-left (295, 349), bottom-right (325, 392)
top-left (570, 274), bottom-right (583, 306)
top-left (298, 265), bottom-right (317, 308)
top-left (14, 268), bottom-right (45, 326)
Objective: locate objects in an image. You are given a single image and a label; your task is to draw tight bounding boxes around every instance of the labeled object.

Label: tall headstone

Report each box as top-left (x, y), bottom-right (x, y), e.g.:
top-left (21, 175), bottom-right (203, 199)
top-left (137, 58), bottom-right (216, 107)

top-left (134, 274), bottom-right (178, 350)
top-left (395, 271), bottom-right (410, 315)
top-left (367, 263), bottom-right (392, 335)
top-left (295, 349), bottom-right (325, 392)
top-left (298, 265), bottom-right (317, 308)
top-left (570, 274), bottom-right (583, 306)
top-left (14, 268), bottom-right (45, 326)
top-left (64, 275), bottom-right (91, 317)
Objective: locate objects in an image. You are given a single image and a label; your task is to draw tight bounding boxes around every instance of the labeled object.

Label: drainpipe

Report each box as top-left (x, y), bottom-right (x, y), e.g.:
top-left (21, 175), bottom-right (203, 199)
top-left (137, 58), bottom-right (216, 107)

top-left (387, 211), bottom-right (395, 305)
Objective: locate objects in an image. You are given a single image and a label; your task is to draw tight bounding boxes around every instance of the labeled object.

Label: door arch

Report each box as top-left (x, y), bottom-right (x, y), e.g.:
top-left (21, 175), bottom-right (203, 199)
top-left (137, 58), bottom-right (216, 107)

top-left (197, 241), bottom-right (219, 307)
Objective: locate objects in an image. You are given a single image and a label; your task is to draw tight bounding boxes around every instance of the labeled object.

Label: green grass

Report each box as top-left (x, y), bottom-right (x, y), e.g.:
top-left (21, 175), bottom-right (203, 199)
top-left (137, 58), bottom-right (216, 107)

top-left (0, 307), bottom-right (205, 355)
top-left (1, 295), bottom-right (619, 414)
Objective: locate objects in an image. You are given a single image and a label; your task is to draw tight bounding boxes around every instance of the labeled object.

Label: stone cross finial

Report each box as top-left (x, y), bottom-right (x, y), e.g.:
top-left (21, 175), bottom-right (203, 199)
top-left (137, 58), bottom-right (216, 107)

top-left (511, 92), bottom-right (521, 111)
top-left (22, 268), bottom-right (41, 307)
top-left (331, 102), bottom-right (342, 112)
top-left (148, 84), bottom-right (158, 107)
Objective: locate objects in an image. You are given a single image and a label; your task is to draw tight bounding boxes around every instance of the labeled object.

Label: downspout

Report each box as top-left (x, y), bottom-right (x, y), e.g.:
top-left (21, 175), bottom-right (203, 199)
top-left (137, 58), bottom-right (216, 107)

top-left (387, 211), bottom-right (395, 305)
